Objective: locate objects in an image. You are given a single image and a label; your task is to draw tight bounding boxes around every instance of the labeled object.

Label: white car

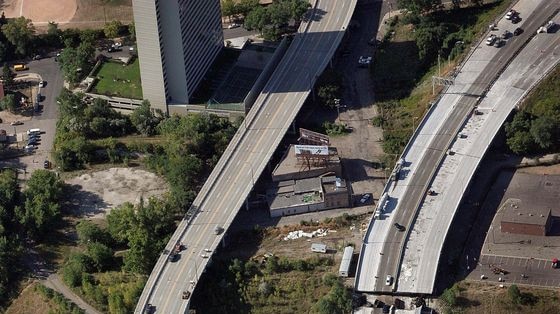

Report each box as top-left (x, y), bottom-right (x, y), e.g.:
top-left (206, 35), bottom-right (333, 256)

top-left (358, 56), bottom-right (372, 65)
top-left (360, 193), bottom-right (371, 204)
top-left (485, 34), bottom-right (497, 45)
top-left (38, 80), bottom-right (45, 88)
top-left (228, 23), bottom-right (240, 29)
top-left (505, 9), bottom-right (517, 20)
top-left (385, 275), bottom-right (393, 286)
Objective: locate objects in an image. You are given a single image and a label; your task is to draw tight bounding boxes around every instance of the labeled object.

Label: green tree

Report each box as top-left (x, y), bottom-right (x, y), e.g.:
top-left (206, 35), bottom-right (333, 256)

top-left (58, 41), bottom-right (94, 83)
top-left (415, 21), bottom-right (447, 61)
top-left (317, 85), bottom-right (340, 108)
top-left (1, 17), bottom-right (35, 56)
top-left (128, 22), bottom-right (135, 41)
top-left (221, 0), bottom-right (237, 21)
top-left (16, 170), bottom-right (63, 238)
top-left (2, 63), bottom-right (13, 86)
top-left (244, 6), bottom-right (269, 34)
top-left (237, 0), bottom-right (260, 16)
top-left (53, 136), bottom-right (94, 170)
top-left (313, 280), bottom-right (351, 314)
top-left (0, 94), bottom-right (16, 112)
top-left (62, 253), bottom-right (93, 287)
top-left (130, 100), bottom-right (164, 136)
top-left (86, 242), bottom-right (114, 272)
top-left (47, 21), bottom-right (60, 36)
top-left (76, 220), bottom-right (111, 245)
top-left (104, 20), bottom-right (122, 39)
top-left (530, 116), bottom-right (556, 150)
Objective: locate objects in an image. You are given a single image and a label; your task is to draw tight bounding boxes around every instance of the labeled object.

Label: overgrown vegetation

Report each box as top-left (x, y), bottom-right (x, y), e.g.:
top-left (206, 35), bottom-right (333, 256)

top-left (191, 256), bottom-right (351, 314)
top-left (0, 169), bottom-right (66, 309)
top-left (34, 284), bottom-right (85, 314)
top-left (505, 66), bottom-right (560, 155)
top-left (372, 0), bottom-right (514, 155)
top-left (439, 281), bottom-right (557, 314)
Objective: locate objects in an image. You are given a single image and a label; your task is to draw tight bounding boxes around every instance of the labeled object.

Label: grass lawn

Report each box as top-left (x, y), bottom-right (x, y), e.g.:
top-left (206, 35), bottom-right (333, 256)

top-left (92, 58), bottom-right (142, 100)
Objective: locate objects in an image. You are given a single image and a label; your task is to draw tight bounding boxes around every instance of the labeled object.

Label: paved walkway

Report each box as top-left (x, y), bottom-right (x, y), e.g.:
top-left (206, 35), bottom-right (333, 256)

top-left (42, 274), bottom-right (102, 314)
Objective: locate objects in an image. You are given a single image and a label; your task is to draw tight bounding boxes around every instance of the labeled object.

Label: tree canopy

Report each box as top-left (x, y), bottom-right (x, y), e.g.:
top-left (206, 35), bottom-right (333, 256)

top-left (1, 17), bottom-right (35, 56)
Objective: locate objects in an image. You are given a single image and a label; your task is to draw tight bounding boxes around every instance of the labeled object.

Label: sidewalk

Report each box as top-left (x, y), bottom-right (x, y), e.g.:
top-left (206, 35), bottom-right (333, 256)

top-left (42, 274), bottom-right (102, 314)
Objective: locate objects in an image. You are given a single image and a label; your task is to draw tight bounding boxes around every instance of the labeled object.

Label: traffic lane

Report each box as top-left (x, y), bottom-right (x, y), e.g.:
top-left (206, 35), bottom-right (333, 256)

top-left (223, 26), bottom-right (258, 40)
top-left (390, 0), bottom-right (560, 290)
top-left (149, 11), bottom-right (342, 312)
top-left (144, 0), bottom-right (348, 310)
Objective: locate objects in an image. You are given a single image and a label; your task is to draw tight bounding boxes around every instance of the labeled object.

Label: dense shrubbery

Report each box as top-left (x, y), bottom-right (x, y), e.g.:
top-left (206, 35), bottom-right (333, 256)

top-left (505, 67), bottom-right (560, 155)
top-left (35, 284), bottom-right (85, 314)
top-left (0, 169), bottom-right (65, 307)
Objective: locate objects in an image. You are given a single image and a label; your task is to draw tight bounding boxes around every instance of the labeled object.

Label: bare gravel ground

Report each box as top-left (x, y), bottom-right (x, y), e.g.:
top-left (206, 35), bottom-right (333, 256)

top-left (64, 167), bottom-right (168, 219)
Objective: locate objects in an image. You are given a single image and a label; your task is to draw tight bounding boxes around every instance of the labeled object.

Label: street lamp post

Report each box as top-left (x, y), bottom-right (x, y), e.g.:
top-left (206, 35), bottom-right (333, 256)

top-left (412, 116), bottom-right (419, 132)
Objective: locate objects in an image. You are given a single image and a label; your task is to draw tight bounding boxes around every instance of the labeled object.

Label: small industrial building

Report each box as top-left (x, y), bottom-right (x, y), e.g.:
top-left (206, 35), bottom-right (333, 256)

top-left (311, 243), bottom-right (327, 253)
top-left (501, 204), bottom-right (552, 236)
top-left (266, 176), bottom-right (350, 217)
top-left (339, 246), bottom-right (354, 277)
top-left (272, 144), bottom-right (341, 182)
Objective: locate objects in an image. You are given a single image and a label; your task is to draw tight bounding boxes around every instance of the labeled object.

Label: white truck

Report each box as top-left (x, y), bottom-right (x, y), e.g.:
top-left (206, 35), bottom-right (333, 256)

top-left (537, 21), bottom-right (556, 34)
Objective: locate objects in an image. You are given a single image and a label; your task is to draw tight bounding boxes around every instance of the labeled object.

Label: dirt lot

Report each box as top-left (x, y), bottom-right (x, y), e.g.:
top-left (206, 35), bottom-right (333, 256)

top-left (64, 167), bottom-right (168, 219)
top-left (5, 283), bottom-right (56, 314)
top-left (0, 0), bottom-right (132, 29)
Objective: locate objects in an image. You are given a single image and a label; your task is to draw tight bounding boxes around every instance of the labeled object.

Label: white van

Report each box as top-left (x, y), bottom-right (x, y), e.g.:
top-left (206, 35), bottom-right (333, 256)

top-left (27, 128), bottom-right (41, 135)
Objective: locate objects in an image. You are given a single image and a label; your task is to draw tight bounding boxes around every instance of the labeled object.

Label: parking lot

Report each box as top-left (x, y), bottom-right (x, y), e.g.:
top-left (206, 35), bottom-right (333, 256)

top-left (0, 56), bottom-right (63, 175)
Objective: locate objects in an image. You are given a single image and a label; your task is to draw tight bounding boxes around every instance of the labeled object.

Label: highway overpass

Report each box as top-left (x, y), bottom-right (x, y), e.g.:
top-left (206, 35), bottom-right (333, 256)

top-left (135, 0), bottom-right (357, 312)
top-left (356, 0), bottom-right (560, 295)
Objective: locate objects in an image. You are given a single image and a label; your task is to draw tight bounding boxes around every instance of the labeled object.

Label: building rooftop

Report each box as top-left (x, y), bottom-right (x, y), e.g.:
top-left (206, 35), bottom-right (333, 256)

top-left (501, 199), bottom-right (551, 226)
top-left (272, 144), bottom-right (341, 181)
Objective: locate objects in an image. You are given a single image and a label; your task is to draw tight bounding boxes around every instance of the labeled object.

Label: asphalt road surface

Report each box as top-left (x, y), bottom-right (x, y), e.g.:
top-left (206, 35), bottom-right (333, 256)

top-left (373, 0), bottom-right (560, 293)
top-left (135, 0), bottom-right (357, 313)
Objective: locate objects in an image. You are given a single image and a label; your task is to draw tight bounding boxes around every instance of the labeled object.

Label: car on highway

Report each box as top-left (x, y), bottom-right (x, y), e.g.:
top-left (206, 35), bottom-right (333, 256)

top-left (228, 23), bottom-right (240, 29)
top-left (143, 303), bottom-right (155, 314)
top-left (505, 9), bottom-right (518, 20)
top-left (513, 27), bottom-right (524, 36)
top-left (214, 226), bottom-right (224, 235)
top-left (360, 193), bottom-right (371, 204)
top-left (485, 34), bottom-right (497, 46)
top-left (168, 252), bottom-right (178, 262)
top-left (201, 254), bottom-right (209, 258)
top-left (10, 120), bottom-right (23, 126)
top-left (501, 30), bottom-right (512, 39)
top-left (182, 290), bottom-right (191, 299)
top-left (493, 38), bottom-right (505, 48)
top-left (385, 275), bottom-right (393, 286)
top-left (393, 223), bottom-right (405, 232)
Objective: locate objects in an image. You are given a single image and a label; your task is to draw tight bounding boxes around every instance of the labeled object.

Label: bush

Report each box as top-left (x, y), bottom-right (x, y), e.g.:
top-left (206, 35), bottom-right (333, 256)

top-left (62, 253), bottom-right (93, 287)
top-left (508, 284), bottom-right (521, 304)
top-left (322, 122), bottom-right (349, 136)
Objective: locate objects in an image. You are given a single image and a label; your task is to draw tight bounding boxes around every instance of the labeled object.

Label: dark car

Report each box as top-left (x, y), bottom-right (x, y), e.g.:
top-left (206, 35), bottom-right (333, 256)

top-left (513, 27), bottom-right (524, 36)
top-left (43, 160), bottom-right (50, 169)
top-left (168, 252), bottom-right (178, 262)
top-left (28, 139), bottom-right (38, 145)
top-left (511, 15), bottom-right (521, 24)
top-left (394, 223), bottom-right (405, 232)
top-left (143, 304), bottom-right (155, 314)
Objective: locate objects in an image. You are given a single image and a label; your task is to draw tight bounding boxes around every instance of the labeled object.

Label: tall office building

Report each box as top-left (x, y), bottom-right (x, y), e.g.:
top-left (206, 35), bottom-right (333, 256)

top-left (132, 0), bottom-right (223, 112)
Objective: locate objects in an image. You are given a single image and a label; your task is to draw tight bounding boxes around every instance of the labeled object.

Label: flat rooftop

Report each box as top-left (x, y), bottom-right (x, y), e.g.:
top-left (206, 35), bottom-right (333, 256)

top-left (272, 144), bottom-right (340, 180)
top-left (501, 200), bottom-right (550, 225)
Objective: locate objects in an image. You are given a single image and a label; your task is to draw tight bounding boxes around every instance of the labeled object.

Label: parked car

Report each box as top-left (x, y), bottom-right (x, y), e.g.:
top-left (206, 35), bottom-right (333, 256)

top-left (228, 23), bottom-right (240, 29)
top-left (43, 160), bottom-right (51, 169)
top-left (485, 34), bottom-right (497, 45)
top-left (501, 30), bottom-right (512, 39)
top-left (493, 38), bottom-right (505, 48)
top-left (360, 193), bottom-right (371, 204)
top-left (505, 9), bottom-right (518, 20)
top-left (143, 304), bottom-right (155, 314)
top-left (511, 15), bottom-right (521, 24)
top-left (39, 80), bottom-right (46, 88)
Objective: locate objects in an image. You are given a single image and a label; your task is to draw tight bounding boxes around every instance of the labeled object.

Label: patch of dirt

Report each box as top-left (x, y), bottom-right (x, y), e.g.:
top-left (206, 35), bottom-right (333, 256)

top-left (1, 0), bottom-right (77, 23)
top-left (5, 282), bottom-right (54, 314)
top-left (64, 167), bottom-right (168, 218)
top-left (67, 0), bottom-right (133, 28)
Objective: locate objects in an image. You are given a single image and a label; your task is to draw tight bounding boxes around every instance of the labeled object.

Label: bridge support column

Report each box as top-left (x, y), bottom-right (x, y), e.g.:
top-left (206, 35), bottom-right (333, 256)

top-left (245, 198), bottom-right (249, 211)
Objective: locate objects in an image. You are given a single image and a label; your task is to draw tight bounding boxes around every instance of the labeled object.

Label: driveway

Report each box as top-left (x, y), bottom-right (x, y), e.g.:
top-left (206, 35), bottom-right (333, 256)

top-left (0, 56), bottom-right (63, 174)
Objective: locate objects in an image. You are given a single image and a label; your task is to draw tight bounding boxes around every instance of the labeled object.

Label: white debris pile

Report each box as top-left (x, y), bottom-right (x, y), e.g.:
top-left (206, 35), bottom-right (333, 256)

top-left (283, 228), bottom-right (330, 241)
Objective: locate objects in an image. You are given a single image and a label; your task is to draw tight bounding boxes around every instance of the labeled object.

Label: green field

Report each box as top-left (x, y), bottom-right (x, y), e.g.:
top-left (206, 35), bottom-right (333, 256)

top-left (92, 58), bottom-right (142, 100)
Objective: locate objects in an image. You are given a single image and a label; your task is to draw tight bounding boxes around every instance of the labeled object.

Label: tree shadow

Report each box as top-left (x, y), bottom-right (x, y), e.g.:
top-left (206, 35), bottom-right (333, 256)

top-left (61, 184), bottom-right (109, 218)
